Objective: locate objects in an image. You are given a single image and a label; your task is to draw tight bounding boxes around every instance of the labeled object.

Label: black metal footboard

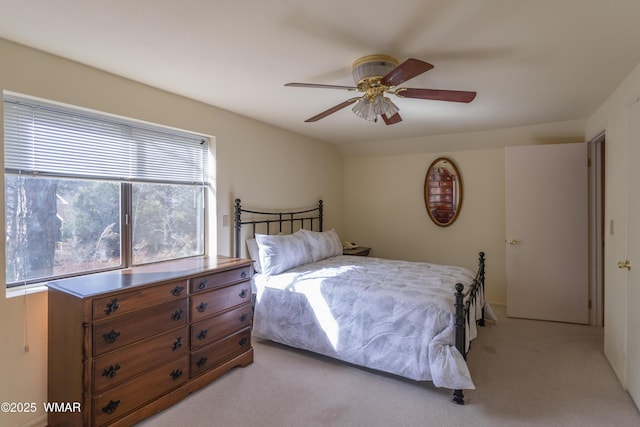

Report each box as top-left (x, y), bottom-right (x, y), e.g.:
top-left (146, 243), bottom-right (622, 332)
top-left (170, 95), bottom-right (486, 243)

top-left (453, 251), bottom-right (486, 405)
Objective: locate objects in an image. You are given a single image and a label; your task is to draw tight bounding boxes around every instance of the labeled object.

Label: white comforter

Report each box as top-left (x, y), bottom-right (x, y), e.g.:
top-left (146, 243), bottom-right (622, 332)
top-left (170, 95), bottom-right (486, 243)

top-left (252, 255), bottom-right (483, 390)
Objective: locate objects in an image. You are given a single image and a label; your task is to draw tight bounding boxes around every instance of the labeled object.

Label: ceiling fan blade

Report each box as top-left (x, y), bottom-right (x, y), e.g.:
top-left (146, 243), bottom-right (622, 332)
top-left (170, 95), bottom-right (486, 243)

top-left (382, 113), bottom-right (402, 125)
top-left (304, 98), bottom-right (360, 122)
top-left (396, 88), bottom-right (477, 103)
top-left (285, 82), bottom-right (357, 91)
top-left (380, 58), bottom-right (434, 87)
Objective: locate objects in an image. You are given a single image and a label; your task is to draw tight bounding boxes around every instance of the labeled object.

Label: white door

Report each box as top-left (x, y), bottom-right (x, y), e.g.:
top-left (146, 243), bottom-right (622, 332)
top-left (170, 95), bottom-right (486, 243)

top-left (506, 143), bottom-right (589, 324)
top-left (625, 100), bottom-right (640, 406)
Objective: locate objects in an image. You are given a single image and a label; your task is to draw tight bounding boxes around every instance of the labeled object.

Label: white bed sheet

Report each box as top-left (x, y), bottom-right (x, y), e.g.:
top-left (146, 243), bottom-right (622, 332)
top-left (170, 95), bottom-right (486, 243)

top-left (252, 255), bottom-right (485, 390)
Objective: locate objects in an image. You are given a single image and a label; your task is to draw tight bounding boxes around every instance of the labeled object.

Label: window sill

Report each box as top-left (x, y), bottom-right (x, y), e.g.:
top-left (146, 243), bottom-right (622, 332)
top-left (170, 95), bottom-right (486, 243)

top-left (6, 283), bottom-right (49, 298)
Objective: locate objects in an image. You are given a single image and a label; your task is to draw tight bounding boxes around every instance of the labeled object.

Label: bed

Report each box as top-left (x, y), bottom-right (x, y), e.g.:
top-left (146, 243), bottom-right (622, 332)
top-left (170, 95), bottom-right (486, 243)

top-left (234, 199), bottom-right (488, 404)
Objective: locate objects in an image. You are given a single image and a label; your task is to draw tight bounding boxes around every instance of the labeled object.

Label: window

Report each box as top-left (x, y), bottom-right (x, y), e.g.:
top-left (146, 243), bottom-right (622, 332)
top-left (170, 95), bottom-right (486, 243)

top-left (4, 94), bottom-right (209, 287)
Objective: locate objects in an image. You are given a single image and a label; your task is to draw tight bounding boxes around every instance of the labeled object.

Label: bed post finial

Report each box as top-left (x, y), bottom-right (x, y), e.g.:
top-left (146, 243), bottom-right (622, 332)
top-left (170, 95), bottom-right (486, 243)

top-left (234, 199), bottom-right (242, 258)
top-left (318, 200), bottom-right (323, 231)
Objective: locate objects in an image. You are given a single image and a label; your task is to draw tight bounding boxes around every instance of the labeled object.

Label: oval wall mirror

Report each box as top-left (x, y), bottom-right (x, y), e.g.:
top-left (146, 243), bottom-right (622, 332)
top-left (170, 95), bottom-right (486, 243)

top-left (424, 157), bottom-right (463, 227)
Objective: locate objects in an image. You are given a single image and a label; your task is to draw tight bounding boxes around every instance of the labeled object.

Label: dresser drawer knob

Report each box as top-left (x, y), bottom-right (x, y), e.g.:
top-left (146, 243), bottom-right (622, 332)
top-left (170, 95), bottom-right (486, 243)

top-left (239, 337), bottom-right (248, 347)
top-left (239, 289), bottom-right (248, 299)
top-left (241, 271), bottom-right (247, 278)
top-left (101, 363), bottom-right (121, 379)
top-left (239, 313), bottom-right (249, 323)
top-left (171, 285), bottom-right (184, 296)
top-left (197, 329), bottom-right (208, 341)
top-left (171, 309), bottom-right (184, 321)
top-left (196, 356), bottom-right (208, 368)
top-left (101, 399), bottom-right (120, 415)
top-left (170, 369), bottom-right (183, 380)
top-left (196, 302), bottom-right (208, 313)
top-left (102, 329), bottom-right (121, 344)
top-left (104, 298), bottom-right (119, 315)
top-left (172, 337), bottom-right (182, 351)
top-left (197, 279), bottom-right (208, 290)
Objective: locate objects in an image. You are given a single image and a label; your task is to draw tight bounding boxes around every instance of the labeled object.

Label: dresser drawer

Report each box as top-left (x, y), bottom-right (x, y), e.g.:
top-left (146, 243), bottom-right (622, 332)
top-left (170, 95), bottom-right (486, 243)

top-left (190, 281), bottom-right (251, 322)
top-left (190, 265), bottom-right (251, 293)
top-left (190, 328), bottom-right (252, 378)
top-left (191, 303), bottom-right (252, 350)
top-left (93, 327), bottom-right (188, 393)
top-left (94, 299), bottom-right (187, 356)
top-left (93, 280), bottom-right (187, 321)
top-left (94, 355), bottom-right (189, 426)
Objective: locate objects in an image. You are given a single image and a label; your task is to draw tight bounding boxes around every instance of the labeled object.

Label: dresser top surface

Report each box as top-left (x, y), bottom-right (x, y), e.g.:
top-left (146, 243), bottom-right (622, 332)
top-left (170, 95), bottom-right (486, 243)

top-left (47, 256), bottom-right (252, 298)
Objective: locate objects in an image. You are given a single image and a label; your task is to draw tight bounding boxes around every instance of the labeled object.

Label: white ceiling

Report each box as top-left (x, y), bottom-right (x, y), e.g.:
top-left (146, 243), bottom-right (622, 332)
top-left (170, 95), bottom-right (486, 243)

top-left (1, 0), bottom-right (640, 148)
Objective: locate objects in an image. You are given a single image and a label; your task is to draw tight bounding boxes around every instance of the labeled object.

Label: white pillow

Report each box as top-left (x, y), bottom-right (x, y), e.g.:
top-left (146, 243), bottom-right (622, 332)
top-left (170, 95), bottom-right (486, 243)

top-left (255, 232), bottom-right (312, 276)
top-left (246, 238), bottom-right (262, 274)
top-left (298, 228), bottom-right (342, 262)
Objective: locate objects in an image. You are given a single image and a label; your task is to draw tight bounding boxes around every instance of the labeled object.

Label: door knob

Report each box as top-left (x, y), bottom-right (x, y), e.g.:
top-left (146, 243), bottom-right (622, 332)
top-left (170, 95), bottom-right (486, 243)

top-left (508, 239), bottom-right (518, 245)
top-left (618, 260), bottom-right (631, 270)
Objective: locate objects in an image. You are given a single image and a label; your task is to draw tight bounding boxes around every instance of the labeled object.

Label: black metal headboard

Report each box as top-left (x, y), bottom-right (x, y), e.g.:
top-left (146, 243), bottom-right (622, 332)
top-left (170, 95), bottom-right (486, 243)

top-left (234, 199), bottom-right (323, 258)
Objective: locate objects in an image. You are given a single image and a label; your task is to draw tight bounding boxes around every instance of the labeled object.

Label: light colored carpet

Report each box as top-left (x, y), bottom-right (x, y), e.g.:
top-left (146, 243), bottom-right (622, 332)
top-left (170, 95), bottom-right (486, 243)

top-left (138, 305), bottom-right (640, 427)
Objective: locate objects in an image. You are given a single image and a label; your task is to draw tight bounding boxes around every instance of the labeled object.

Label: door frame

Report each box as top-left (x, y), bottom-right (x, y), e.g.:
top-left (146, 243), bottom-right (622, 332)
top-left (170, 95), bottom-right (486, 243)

top-left (588, 132), bottom-right (605, 326)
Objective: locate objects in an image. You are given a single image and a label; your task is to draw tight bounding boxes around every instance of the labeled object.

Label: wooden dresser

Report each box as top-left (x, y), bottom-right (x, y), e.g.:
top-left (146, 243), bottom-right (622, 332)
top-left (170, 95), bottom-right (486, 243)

top-left (47, 256), bottom-right (253, 427)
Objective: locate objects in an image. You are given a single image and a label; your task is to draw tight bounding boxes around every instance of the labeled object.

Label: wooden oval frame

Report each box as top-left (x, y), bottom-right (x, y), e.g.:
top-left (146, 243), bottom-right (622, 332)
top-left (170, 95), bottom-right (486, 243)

top-left (423, 157), bottom-right (463, 227)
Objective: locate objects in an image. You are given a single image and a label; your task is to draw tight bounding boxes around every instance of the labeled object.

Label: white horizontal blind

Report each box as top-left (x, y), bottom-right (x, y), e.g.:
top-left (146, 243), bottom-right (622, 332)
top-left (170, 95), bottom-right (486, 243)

top-left (4, 95), bottom-right (209, 185)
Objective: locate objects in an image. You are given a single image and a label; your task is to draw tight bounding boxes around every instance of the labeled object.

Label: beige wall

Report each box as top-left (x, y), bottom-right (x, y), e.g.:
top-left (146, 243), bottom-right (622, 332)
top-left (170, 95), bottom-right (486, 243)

top-left (343, 121), bottom-right (585, 306)
top-left (586, 59), bottom-right (640, 389)
top-left (344, 149), bottom-right (505, 303)
top-left (0, 38), bottom-right (343, 427)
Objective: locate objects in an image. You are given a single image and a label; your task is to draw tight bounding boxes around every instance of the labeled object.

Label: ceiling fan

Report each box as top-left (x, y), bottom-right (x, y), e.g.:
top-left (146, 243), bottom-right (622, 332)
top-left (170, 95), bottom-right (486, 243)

top-left (285, 54), bottom-right (477, 125)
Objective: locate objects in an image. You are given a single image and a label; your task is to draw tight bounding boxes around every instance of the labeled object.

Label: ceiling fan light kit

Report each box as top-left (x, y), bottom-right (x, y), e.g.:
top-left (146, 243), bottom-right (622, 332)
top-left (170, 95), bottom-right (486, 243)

top-left (285, 54), bottom-right (477, 125)
top-left (352, 95), bottom-right (399, 122)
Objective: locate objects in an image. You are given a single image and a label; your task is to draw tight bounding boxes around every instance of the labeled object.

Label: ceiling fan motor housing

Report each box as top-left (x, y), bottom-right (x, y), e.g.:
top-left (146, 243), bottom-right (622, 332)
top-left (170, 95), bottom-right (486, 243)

top-left (352, 54), bottom-right (399, 85)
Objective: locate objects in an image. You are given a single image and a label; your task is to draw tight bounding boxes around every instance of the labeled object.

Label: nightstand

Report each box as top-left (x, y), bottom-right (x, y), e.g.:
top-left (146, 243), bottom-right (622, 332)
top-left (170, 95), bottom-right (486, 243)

top-left (343, 246), bottom-right (371, 256)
